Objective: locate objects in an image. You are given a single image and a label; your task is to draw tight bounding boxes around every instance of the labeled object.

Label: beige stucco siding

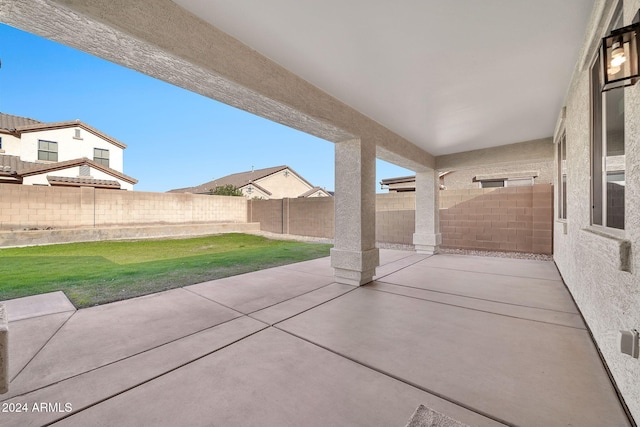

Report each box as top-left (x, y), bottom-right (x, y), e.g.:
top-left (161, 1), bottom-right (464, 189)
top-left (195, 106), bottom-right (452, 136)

top-left (553, 0), bottom-right (640, 420)
top-left (18, 128), bottom-right (124, 172)
top-left (255, 168), bottom-right (312, 199)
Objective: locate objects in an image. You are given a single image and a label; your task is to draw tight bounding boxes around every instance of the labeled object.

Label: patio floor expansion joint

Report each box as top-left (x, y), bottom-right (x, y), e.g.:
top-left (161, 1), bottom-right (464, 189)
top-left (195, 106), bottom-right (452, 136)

top-left (250, 285), bottom-right (360, 326)
top-left (422, 264), bottom-right (563, 282)
top-left (0, 313), bottom-right (251, 403)
top-left (373, 254), bottom-right (433, 281)
top-left (372, 280), bottom-right (579, 315)
top-left (182, 287), bottom-right (249, 317)
top-left (365, 285), bottom-right (587, 330)
top-left (274, 325), bottom-right (513, 427)
top-left (38, 322), bottom-right (270, 427)
top-left (9, 310), bottom-right (77, 384)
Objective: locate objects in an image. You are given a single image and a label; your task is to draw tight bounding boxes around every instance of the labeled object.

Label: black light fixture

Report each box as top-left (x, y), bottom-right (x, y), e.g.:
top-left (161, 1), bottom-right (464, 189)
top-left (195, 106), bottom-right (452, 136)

top-left (601, 11), bottom-right (640, 91)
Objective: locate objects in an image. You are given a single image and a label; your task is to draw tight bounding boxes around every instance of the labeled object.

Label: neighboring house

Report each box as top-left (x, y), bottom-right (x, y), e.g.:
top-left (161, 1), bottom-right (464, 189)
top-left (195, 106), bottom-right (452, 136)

top-left (0, 112), bottom-right (137, 190)
top-left (170, 165), bottom-right (331, 199)
top-left (381, 139), bottom-right (554, 191)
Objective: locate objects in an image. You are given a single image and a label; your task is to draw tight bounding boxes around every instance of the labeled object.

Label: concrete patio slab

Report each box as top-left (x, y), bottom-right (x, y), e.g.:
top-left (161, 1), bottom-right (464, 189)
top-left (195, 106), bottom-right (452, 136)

top-left (250, 283), bottom-right (355, 325)
top-left (367, 281), bottom-right (586, 329)
top-left (374, 253), bottom-right (430, 280)
top-left (280, 256), bottom-right (334, 277)
top-left (2, 291), bottom-right (75, 322)
top-left (418, 254), bottom-right (561, 281)
top-left (0, 316), bottom-right (266, 427)
top-left (380, 263), bottom-right (577, 313)
top-left (0, 254), bottom-right (630, 426)
top-left (4, 288), bottom-right (240, 399)
top-left (53, 328), bottom-right (505, 427)
top-left (378, 248), bottom-right (420, 265)
top-left (186, 267), bottom-right (335, 313)
top-left (278, 288), bottom-right (630, 427)
top-left (8, 311), bottom-right (74, 382)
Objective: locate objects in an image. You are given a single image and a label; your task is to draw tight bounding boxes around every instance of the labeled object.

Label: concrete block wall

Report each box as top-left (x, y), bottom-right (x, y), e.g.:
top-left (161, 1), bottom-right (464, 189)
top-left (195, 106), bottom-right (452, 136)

top-left (1, 184), bottom-right (553, 254)
top-left (248, 199), bottom-right (285, 234)
top-left (376, 193), bottom-right (416, 244)
top-left (288, 197), bottom-right (334, 238)
top-left (92, 190), bottom-right (247, 226)
top-left (0, 185), bottom-right (87, 229)
top-left (440, 185), bottom-right (553, 254)
top-left (0, 184), bottom-right (247, 230)
top-left (249, 187), bottom-right (552, 254)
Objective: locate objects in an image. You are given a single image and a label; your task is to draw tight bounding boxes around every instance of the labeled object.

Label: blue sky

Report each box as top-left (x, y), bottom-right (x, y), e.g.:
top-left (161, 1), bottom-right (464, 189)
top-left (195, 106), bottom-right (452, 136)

top-left (0, 23), bottom-right (413, 193)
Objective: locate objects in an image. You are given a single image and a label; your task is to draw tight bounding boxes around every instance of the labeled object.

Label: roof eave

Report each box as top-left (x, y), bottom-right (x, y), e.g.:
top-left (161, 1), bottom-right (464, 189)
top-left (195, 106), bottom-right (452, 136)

top-left (15, 121), bottom-right (127, 149)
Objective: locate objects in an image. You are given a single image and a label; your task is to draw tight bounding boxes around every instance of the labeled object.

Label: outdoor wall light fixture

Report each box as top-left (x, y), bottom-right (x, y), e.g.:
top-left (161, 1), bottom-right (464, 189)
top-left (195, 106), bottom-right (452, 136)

top-left (601, 11), bottom-right (640, 91)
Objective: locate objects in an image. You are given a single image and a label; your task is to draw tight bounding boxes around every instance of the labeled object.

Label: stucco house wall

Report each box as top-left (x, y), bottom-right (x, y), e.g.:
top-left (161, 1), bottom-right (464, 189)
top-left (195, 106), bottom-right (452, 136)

top-left (382, 138), bottom-right (555, 191)
top-left (18, 127), bottom-right (124, 172)
top-left (553, 0), bottom-right (640, 419)
top-left (436, 138), bottom-right (554, 189)
top-left (0, 133), bottom-right (21, 155)
top-left (256, 167), bottom-right (313, 199)
top-left (240, 184), bottom-right (270, 199)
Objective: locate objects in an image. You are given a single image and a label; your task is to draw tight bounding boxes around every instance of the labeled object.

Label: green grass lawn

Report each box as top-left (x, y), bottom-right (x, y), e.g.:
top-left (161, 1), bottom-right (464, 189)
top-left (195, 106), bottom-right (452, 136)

top-left (0, 233), bottom-right (331, 308)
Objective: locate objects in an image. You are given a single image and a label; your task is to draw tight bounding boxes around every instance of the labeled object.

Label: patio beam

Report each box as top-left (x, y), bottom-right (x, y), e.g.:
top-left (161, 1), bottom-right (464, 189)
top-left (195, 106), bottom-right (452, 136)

top-left (413, 170), bottom-right (441, 254)
top-left (331, 138), bottom-right (379, 286)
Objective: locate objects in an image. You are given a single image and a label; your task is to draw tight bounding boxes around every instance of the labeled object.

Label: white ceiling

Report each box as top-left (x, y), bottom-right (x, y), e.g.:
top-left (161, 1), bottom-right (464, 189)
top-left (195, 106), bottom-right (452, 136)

top-left (172, 0), bottom-right (594, 156)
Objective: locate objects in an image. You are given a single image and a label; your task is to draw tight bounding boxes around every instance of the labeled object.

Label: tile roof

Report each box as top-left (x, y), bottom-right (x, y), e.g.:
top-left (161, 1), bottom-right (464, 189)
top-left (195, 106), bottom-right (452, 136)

top-left (299, 186), bottom-right (331, 197)
top-left (170, 165), bottom-right (291, 194)
top-left (47, 176), bottom-right (121, 189)
top-left (0, 113), bottom-right (42, 132)
top-left (0, 154), bottom-right (36, 175)
top-left (15, 120), bottom-right (127, 149)
top-left (18, 157), bottom-right (138, 184)
top-left (0, 112), bottom-right (127, 149)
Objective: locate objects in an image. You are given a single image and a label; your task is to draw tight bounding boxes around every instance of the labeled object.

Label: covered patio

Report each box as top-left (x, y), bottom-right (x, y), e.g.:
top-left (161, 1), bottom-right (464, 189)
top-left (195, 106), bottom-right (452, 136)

top-left (1, 0), bottom-right (639, 424)
top-left (2, 250), bottom-right (630, 426)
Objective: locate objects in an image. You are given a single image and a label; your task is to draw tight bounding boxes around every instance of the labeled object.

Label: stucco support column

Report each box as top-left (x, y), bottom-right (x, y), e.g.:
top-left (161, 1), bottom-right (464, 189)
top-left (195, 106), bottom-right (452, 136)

top-left (413, 169), bottom-right (441, 254)
top-left (331, 138), bottom-right (379, 286)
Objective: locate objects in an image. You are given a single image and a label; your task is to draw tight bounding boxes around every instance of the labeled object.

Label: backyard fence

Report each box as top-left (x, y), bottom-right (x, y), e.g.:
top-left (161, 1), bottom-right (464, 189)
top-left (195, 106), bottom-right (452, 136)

top-left (0, 184), bottom-right (247, 230)
top-left (1, 183), bottom-right (553, 254)
top-left (250, 184), bottom-right (553, 254)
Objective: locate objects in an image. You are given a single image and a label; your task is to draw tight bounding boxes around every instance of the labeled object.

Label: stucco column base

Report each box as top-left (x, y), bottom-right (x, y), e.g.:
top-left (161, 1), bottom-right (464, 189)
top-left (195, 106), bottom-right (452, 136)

top-left (413, 233), bottom-right (442, 255)
top-left (331, 248), bottom-right (379, 286)
top-left (0, 304), bottom-right (7, 394)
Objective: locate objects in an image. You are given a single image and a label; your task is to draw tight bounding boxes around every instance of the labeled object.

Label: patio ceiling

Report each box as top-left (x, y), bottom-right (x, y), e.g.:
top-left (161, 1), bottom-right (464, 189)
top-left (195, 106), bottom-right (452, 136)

top-left (173, 0), bottom-right (595, 155)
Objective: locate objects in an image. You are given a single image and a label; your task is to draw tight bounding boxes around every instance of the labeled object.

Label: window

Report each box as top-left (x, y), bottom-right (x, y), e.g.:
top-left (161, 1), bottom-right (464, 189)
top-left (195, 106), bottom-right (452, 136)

top-left (591, 9), bottom-right (625, 230)
top-left (558, 132), bottom-right (567, 220)
top-left (0, 136), bottom-right (3, 149)
top-left (479, 177), bottom-right (533, 188)
top-left (480, 180), bottom-right (504, 188)
top-left (38, 140), bottom-right (58, 161)
top-left (506, 177), bottom-right (534, 187)
top-left (94, 148), bottom-right (109, 167)
top-left (74, 128), bottom-right (82, 139)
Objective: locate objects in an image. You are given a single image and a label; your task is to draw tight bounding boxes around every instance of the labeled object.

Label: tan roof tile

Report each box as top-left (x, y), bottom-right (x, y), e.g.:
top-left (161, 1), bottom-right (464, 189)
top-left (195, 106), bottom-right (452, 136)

top-left (0, 113), bottom-right (42, 132)
top-left (47, 176), bottom-right (121, 189)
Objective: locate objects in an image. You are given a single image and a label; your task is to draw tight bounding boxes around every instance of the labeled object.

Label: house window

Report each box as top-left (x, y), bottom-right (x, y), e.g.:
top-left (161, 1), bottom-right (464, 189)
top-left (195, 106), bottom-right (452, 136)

top-left (0, 136), bottom-right (3, 149)
top-left (480, 180), bottom-right (505, 188)
top-left (506, 177), bottom-right (534, 187)
top-left (74, 128), bottom-right (82, 139)
top-left (591, 8), bottom-right (625, 230)
top-left (479, 178), bottom-right (533, 188)
top-left (558, 132), bottom-right (567, 220)
top-left (38, 140), bottom-right (58, 161)
top-left (94, 148), bottom-right (109, 167)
